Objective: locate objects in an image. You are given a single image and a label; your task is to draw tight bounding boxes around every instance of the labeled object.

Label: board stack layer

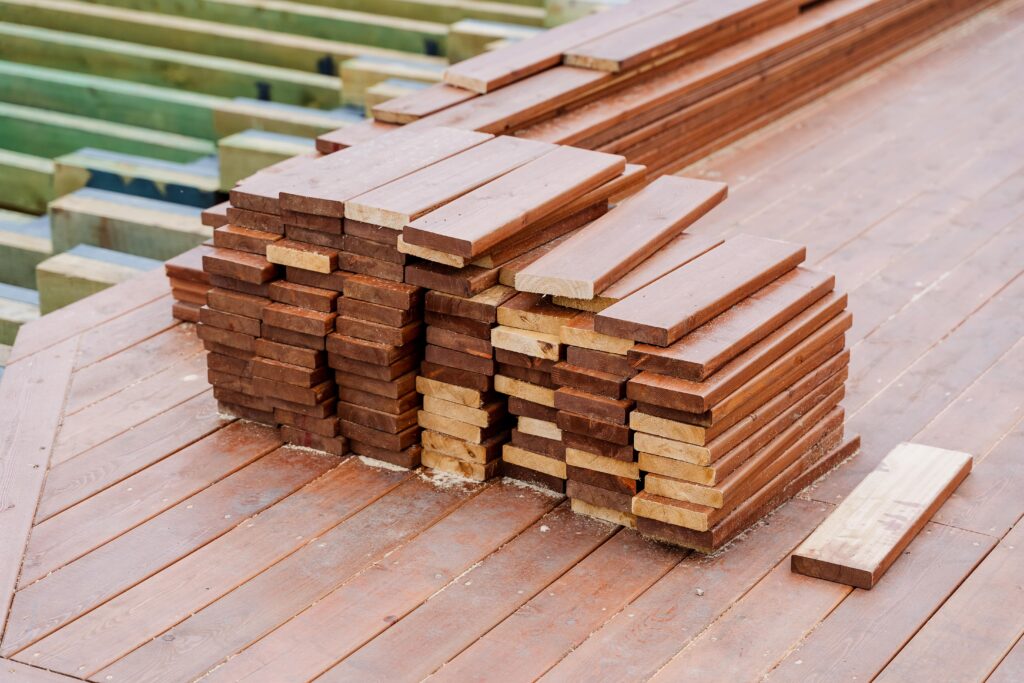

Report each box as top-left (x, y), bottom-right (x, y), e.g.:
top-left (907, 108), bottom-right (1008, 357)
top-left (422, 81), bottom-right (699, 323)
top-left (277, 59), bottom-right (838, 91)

top-left (398, 142), bottom-right (645, 482)
top-left (513, 185), bottom-right (857, 551)
top-left (320, 0), bottom-right (992, 178)
top-left (508, 176), bottom-right (728, 523)
top-left (167, 202), bottom-right (228, 323)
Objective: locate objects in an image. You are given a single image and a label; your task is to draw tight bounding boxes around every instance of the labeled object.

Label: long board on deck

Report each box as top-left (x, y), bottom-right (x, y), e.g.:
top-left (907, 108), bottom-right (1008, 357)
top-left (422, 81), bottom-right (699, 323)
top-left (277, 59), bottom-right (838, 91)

top-left (791, 442), bottom-right (972, 589)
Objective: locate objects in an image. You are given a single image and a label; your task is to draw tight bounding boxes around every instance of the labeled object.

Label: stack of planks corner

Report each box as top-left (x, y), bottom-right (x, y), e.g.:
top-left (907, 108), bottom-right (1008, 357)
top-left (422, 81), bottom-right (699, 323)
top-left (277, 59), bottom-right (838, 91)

top-left (398, 142), bottom-right (644, 482)
top-left (165, 203), bottom-right (226, 322)
top-left (321, 0), bottom-right (993, 179)
top-left (513, 179), bottom-right (856, 551)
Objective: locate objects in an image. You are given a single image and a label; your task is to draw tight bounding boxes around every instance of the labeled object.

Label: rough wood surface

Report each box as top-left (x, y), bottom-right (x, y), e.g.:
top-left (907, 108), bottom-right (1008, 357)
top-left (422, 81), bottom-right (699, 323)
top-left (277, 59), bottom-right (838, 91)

top-left (792, 442), bottom-right (972, 589)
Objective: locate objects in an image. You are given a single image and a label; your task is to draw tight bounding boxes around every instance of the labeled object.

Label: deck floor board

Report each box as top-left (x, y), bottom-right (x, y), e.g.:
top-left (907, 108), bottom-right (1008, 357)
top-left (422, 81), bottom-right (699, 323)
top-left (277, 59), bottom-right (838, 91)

top-left (2, 2), bottom-right (1023, 679)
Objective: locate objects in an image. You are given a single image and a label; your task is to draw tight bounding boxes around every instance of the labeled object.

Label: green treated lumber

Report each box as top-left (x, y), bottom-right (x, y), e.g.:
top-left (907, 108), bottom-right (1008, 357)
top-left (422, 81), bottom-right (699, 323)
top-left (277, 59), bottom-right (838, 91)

top-left (0, 218), bottom-right (52, 289)
top-left (0, 102), bottom-right (215, 163)
top-left (0, 61), bottom-right (223, 139)
top-left (218, 130), bottom-right (315, 191)
top-left (0, 209), bottom-right (38, 225)
top-left (447, 18), bottom-right (540, 61)
top-left (0, 293), bottom-right (40, 345)
top-left (213, 99), bottom-right (358, 139)
top-left (54, 149), bottom-right (221, 209)
top-left (280, 0), bottom-right (544, 26)
top-left (0, 61), bottom-right (353, 140)
top-left (49, 188), bottom-right (211, 260)
top-left (71, 0), bottom-right (449, 55)
top-left (36, 245), bottom-right (159, 314)
top-left (340, 56), bottom-right (444, 107)
top-left (0, 23), bottom-right (342, 108)
top-left (0, 0), bottom-right (448, 75)
top-left (0, 150), bottom-right (56, 214)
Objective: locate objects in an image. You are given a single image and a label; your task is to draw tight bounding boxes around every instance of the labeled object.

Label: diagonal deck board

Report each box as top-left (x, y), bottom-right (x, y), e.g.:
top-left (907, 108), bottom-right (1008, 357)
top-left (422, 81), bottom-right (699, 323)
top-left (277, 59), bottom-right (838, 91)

top-left (19, 421), bottom-right (281, 587)
top-left (95, 471), bottom-right (479, 683)
top-left (2, 3), bottom-right (1023, 680)
top-left (35, 390), bottom-right (230, 523)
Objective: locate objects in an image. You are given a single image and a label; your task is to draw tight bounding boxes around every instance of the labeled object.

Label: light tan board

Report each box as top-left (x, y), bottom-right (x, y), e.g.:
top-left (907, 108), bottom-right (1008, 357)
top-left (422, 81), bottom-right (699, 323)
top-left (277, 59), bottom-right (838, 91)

top-left (791, 442), bottom-right (972, 589)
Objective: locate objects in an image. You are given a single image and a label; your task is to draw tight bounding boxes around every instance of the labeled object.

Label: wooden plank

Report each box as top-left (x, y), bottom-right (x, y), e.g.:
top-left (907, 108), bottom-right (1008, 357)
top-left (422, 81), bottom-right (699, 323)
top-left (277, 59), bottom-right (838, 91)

top-left (94, 472), bottom-right (475, 683)
top-left (627, 319), bottom-right (848, 416)
top-left (429, 530), bottom-right (681, 681)
top-left (276, 127), bottom-right (492, 218)
top-left (545, 497), bottom-right (827, 682)
top-left (769, 522), bottom-right (996, 682)
top-left (22, 459), bottom-right (414, 677)
top-left (792, 442), bottom-right (972, 589)
top-left (18, 421), bottom-right (281, 587)
top-left (0, 22), bottom-right (341, 108)
top-left (647, 557), bottom-right (851, 682)
top-left (0, 447), bottom-right (333, 658)
top-left (564, 0), bottom-right (799, 72)
top-left (196, 480), bottom-right (557, 682)
top-left (345, 136), bottom-right (554, 228)
top-left (66, 325), bottom-right (202, 415)
top-left (0, 337), bottom-right (77, 638)
top-left (989, 636), bottom-right (1024, 683)
top-left (443, 0), bottom-right (683, 92)
top-left (318, 504), bottom-right (614, 681)
top-left (595, 234), bottom-right (806, 345)
top-left (49, 351), bottom-right (210, 464)
top-left (0, 659), bottom-right (80, 682)
top-left (628, 267), bottom-right (835, 380)
top-left (403, 146), bottom-right (626, 259)
top-left (875, 521), bottom-right (1024, 683)
top-left (515, 176), bottom-right (727, 299)
top-left (552, 232), bottom-right (725, 312)
top-left (74, 295), bottom-right (177, 369)
top-left (413, 65), bottom-right (611, 134)
top-left (371, 82), bottom-right (477, 123)
top-left (7, 268), bottom-right (168, 364)
top-left (36, 391), bottom-right (229, 523)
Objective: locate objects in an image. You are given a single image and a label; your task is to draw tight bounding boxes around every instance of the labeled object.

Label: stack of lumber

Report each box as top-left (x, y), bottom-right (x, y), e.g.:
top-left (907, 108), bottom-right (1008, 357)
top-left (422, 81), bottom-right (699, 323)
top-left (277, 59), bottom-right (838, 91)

top-left (512, 188), bottom-right (856, 550)
top-left (324, 0), bottom-right (992, 178)
top-left (399, 143), bottom-right (643, 484)
top-left (510, 175), bottom-right (727, 521)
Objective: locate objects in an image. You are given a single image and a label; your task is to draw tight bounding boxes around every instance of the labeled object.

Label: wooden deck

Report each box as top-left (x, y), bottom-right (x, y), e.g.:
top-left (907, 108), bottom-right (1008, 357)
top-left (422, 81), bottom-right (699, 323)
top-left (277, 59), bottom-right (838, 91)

top-left (2, 2), bottom-right (1023, 680)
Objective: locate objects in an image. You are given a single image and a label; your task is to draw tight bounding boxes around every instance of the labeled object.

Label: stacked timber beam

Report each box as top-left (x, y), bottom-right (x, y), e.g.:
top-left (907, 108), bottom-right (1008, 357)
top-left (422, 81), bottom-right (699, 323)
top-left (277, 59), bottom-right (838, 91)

top-left (322, 0), bottom-right (993, 178)
top-left (512, 182), bottom-right (857, 551)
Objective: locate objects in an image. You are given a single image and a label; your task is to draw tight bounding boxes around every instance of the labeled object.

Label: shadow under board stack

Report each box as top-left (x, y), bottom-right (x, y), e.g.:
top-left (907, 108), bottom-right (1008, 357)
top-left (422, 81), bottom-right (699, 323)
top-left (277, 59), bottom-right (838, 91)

top-left (513, 180), bottom-right (858, 551)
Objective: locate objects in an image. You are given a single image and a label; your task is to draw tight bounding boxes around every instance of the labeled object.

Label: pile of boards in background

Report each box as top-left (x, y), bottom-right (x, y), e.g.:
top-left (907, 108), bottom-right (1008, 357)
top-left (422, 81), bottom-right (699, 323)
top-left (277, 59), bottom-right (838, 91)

top-left (319, 0), bottom-right (996, 178)
top-left (163, 124), bottom-right (858, 552)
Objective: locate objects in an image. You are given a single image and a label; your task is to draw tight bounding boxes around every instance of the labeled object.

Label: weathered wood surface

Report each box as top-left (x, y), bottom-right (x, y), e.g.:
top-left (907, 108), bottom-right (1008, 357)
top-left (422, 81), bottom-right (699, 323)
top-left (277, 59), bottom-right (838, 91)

top-left (792, 442), bottom-right (972, 589)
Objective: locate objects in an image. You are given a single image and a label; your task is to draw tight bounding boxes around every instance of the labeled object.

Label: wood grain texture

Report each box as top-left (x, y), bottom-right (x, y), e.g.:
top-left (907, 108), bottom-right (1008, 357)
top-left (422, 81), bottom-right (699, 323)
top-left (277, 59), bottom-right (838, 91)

top-left (516, 176), bottom-right (727, 299)
top-left (372, 83), bottom-right (477, 124)
top-left (404, 146), bottom-right (625, 258)
top-left (629, 267), bottom-right (835, 379)
top-left (792, 442), bottom-right (972, 589)
top-left (596, 234), bottom-right (806, 345)
top-left (346, 136), bottom-right (555, 229)
top-left (0, 337), bottom-right (77, 638)
top-left (442, 0), bottom-right (682, 92)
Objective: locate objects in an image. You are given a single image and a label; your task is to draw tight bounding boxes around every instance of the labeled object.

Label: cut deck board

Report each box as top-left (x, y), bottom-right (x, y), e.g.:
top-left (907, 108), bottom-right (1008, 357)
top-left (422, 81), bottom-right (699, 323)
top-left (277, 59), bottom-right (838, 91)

top-left (514, 175), bottom-right (727, 299)
top-left (791, 442), bottom-right (973, 589)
